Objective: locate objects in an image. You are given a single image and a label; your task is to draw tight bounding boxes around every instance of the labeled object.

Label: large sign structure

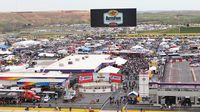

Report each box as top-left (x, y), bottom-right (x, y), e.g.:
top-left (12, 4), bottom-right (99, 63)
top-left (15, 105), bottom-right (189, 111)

top-left (139, 73), bottom-right (149, 97)
top-left (91, 8), bottom-right (137, 27)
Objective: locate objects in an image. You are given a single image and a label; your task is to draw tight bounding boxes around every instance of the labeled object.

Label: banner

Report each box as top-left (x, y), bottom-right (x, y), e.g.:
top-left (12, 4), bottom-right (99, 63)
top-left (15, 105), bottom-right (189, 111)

top-left (78, 73), bottom-right (93, 83)
top-left (110, 73), bottom-right (122, 83)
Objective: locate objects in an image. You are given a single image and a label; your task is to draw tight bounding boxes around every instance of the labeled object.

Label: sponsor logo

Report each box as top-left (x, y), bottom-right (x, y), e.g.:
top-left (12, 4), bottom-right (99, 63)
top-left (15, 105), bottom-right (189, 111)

top-left (79, 76), bottom-right (92, 81)
top-left (111, 76), bottom-right (121, 80)
top-left (104, 10), bottom-right (123, 26)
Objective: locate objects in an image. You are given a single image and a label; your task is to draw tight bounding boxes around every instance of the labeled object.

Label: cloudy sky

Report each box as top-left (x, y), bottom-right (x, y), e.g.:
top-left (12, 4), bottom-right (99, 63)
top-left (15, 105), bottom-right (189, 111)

top-left (0, 0), bottom-right (200, 12)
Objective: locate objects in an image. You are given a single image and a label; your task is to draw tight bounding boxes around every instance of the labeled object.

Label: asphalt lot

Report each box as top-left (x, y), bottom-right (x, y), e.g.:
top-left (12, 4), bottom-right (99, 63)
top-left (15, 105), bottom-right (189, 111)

top-left (164, 62), bottom-right (193, 83)
top-left (162, 62), bottom-right (199, 88)
top-left (193, 67), bottom-right (200, 82)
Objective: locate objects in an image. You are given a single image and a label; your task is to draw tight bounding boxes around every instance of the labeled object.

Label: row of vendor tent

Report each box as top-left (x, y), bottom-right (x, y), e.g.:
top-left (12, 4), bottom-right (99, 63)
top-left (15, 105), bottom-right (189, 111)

top-left (131, 45), bottom-right (150, 53)
top-left (12, 40), bottom-right (41, 48)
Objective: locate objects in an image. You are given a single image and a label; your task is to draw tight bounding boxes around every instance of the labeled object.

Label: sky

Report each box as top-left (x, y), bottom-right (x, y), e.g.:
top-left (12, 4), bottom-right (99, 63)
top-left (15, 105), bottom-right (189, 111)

top-left (0, 0), bottom-right (200, 12)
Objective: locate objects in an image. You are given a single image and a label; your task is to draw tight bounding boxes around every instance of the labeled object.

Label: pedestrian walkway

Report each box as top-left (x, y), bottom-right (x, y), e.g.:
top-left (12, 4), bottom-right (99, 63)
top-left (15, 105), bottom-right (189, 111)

top-left (0, 107), bottom-right (180, 112)
top-left (0, 107), bottom-right (99, 112)
top-left (100, 110), bottom-right (177, 112)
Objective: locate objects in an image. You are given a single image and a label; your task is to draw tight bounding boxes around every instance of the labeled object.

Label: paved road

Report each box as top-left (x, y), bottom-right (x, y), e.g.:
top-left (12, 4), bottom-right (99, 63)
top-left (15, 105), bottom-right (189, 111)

top-left (193, 67), bottom-right (200, 82)
top-left (164, 62), bottom-right (193, 83)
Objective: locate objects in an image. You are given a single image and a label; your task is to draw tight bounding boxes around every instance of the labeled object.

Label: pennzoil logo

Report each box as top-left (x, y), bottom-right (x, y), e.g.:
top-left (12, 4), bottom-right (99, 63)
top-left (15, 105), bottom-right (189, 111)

top-left (104, 10), bottom-right (123, 26)
top-left (108, 10), bottom-right (118, 16)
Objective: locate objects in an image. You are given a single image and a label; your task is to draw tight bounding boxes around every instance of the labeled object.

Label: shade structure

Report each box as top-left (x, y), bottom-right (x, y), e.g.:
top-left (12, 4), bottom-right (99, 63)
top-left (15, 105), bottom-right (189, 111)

top-left (128, 90), bottom-right (138, 96)
top-left (98, 66), bottom-right (120, 73)
top-left (149, 66), bottom-right (157, 71)
top-left (113, 57), bottom-right (127, 66)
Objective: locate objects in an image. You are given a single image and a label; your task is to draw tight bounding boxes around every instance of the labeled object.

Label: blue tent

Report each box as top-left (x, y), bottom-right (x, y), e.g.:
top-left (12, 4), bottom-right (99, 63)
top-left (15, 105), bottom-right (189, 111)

top-left (0, 44), bottom-right (10, 50)
top-left (78, 47), bottom-right (91, 52)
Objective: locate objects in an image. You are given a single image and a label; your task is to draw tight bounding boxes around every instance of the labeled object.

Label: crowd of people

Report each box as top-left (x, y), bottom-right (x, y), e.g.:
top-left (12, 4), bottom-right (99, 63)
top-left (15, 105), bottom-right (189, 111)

top-left (121, 56), bottom-right (149, 77)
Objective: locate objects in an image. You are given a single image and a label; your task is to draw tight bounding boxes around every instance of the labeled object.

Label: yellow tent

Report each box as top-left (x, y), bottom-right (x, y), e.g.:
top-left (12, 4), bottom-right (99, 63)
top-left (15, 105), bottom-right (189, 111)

top-left (148, 70), bottom-right (153, 79)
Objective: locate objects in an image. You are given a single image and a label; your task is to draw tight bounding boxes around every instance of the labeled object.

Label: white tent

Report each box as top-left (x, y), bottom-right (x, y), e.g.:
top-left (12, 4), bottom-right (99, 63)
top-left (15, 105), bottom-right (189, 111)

top-left (149, 66), bottom-right (157, 71)
top-left (128, 90), bottom-right (138, 96)
top-left (113, 57), bottom-right (127, 66)
top-left (160, 42), bottom-right (168, 46)
top-left (0, 50), bottom-right (12, 55)
top-left (131, 45), bottom-right (148, 53)
top-left (38, 53), bottom-right (55, 57)
top-left (98, 66), bottom-right (120, 73)
top-left (169, 47), bottom-right (180, 52)
top-left (13, 40), bottom-right (41, 48)
top-left (57, 49), bottom-right (68, 55)
top-left (5, 64), bottom-right (27, 71)
top-left (131, 45), bottom-right (144, 49)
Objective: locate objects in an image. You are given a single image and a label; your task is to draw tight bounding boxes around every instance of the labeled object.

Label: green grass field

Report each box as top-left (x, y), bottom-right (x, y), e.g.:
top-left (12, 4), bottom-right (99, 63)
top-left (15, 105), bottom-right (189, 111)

top-left (180, 27), bottom-right (200, 33)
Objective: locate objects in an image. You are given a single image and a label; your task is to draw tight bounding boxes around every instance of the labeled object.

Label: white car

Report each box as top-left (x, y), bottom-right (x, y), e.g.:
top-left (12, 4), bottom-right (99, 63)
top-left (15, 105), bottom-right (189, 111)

top-left (43, 95), bottom-right (50, 103)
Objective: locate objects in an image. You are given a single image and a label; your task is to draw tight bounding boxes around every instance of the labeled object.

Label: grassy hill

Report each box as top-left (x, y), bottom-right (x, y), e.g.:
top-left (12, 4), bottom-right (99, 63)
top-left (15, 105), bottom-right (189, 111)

top-left (137, 11), bottom-right (200, 24)
top-left (0, 11), bottom-right (89, 33)
top-left (1, 10), bottom-right (200, 33)
top-left (180, 27), bottom-right (200, 33)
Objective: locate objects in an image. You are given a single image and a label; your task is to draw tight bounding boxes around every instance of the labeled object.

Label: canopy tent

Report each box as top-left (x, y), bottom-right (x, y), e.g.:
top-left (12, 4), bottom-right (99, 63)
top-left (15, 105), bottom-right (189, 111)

top-left (0, 50), bottom-right (12, 55)
top-left (77, 46), bottom-right (91, 52)
top-left (128, 90), bottom-right (138, 96)
top-left (170, 44), bottom-right (177, 48)
top-left (98, 66), bottom-right (120, 73)
top-left (0, 44), bottom-right (10, 50)
top-left (113, 57), bottom-right (127, 66)
top-left (131, 45), bottom-right (144, 49)
top-left (13, 40), bottom-right (41, 48)
top-left (149, 66), bottom-right (157, 71)
top-left (131, 45), bottom-right (148, 53)
top-left (160, 42), bottom-right (168, 46)
top-left (38, 53), bottom-right (56, 57)
top-left (169, 47), bottom-right (180, 52)
top-left (57, 49), bottom-right (68, 55)
top-left (5, 64), bottom-right (27, 71)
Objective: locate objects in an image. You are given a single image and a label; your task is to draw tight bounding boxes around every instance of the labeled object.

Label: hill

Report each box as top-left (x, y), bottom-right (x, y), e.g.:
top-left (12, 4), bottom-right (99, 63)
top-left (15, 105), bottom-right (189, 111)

top-left (137, 11), bottom-right (200, 24)
top-left (1, 10), bottom-right (200, 33)
top-left (0, 11), bottom-right (89, 33)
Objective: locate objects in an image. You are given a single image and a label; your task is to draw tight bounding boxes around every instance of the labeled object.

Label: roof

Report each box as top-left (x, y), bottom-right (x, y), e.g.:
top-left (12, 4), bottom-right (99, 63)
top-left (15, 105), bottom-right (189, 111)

top-left (42, 54), bottom-right (111, 73)
top-left (98, 66), bottom-right (120, 73)
top-left (0, 72), bottom-right (69, 79)
top-left (113, 57), bottom-right (127, 65)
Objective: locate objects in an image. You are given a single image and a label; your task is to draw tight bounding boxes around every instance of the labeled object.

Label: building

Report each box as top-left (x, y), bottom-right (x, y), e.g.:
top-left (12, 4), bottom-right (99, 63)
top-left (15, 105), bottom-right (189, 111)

top-left (41, 54), bottom-right (114, 73)
top-left (78, 73), bottom-right (122, 93)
